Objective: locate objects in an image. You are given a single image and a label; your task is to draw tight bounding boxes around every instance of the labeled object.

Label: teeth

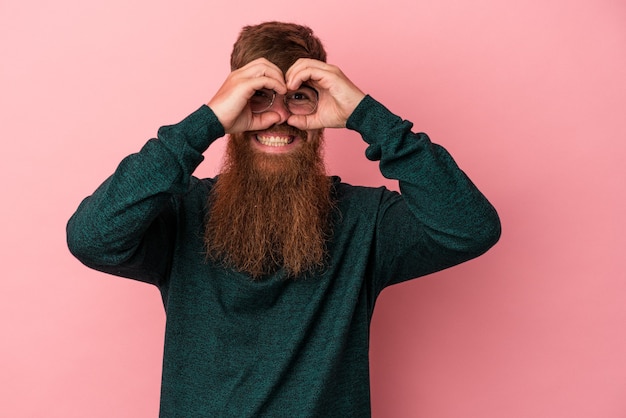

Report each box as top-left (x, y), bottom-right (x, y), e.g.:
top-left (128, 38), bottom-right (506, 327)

top-left (256, 135), bottom-right (293, 147)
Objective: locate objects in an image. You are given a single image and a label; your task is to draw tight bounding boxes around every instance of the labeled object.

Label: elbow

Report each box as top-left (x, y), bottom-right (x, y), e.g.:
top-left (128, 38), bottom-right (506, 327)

top-left (470, 207), bottom-right (502, 255)
top-left (66, 215), bottom-right (122, 267)
top-left (66, 216), bottom-right (100, 265)
top-left (442, 207), bottom-right (501, 257)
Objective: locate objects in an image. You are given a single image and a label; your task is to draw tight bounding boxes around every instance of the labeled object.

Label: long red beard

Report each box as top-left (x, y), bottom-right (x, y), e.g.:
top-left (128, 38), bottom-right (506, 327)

top-left (204, 127), bottom-right (335, 279)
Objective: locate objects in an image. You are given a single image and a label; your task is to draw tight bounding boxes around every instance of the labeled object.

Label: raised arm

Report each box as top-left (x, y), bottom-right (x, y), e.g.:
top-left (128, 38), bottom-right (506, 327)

top-left (284, 58), bottom-right (500, 288)
top-left (348, 96), bottom-right (501, 288)
top-left (67, 58), bottom-right (301, 284)
top-left (66, 107), bottom-right (225, 285)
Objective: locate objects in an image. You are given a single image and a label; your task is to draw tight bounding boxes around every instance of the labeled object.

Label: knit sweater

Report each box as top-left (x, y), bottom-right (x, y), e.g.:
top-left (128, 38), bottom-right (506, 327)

top-left (67, 95), bottom-right (500, 417)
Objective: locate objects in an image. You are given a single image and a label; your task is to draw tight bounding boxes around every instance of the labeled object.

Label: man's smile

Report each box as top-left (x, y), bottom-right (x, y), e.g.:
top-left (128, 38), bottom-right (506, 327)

top-left (255, 133), bottom-right (296, 147)
top-left (250, 128), bottom-right (311, 154)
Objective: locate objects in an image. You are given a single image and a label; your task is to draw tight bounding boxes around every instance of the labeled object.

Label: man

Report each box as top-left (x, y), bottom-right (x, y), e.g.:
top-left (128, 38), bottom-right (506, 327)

top-left (67, 21), bottom-right (500, 417)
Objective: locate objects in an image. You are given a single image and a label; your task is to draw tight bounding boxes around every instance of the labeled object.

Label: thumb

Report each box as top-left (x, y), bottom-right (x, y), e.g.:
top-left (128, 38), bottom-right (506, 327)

top-left (249, 112), bottom-right (282, 131)
top-left (287, 114), bottom-right (321, 130)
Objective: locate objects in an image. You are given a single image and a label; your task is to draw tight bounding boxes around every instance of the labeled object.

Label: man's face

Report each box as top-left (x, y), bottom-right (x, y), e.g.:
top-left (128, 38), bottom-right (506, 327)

top-left (246, 88), bottom-right (322, 157)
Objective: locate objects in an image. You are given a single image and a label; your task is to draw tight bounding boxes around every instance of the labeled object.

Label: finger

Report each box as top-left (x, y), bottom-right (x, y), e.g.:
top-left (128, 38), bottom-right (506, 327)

top-left (209, 75), bottom-right (284, 121)
top-left (286, 60), bottom-right (336, 90)
top-left (248, 112), bottom-right (283, 132)
top-left (241, 75), bottom-right (287, 97)
top-left (287, 114), bottom-right (323, 131)
top-left (285, 58), bottom-right (327, 81)
top-left (286, 66), bottom-right (337, 92)
top-left (239, 59), bottom-right (287, 94)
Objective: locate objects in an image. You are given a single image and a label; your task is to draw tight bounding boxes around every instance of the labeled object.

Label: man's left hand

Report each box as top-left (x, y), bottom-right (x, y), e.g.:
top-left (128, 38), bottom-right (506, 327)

top-left (285, 59), bottom-right (366, 130)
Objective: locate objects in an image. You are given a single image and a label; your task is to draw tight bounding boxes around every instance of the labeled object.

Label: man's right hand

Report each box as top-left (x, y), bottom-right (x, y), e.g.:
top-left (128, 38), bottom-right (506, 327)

top-left (207, 58), bottom-right (288, 134)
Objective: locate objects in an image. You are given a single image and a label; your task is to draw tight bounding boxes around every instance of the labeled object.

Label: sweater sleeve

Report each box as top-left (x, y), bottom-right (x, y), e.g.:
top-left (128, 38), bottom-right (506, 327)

top-left (66, 105), bottom-right (225, 286)
top-left (346, 95), bottom-right (501, 290)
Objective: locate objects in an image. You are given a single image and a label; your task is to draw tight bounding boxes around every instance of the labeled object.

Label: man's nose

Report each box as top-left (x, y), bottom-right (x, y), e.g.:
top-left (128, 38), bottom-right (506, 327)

top-left (267, 96), bottom-right (291, 124)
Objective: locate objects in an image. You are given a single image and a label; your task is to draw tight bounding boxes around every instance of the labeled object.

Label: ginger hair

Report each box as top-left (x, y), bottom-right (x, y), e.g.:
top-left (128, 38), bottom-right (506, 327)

top-left (230, 21), bottom-right (327, 73)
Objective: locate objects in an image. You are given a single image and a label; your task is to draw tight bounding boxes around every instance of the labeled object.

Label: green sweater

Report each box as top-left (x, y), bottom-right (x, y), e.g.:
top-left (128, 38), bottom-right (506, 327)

top-left (67, 95), bottom-right (500, 417)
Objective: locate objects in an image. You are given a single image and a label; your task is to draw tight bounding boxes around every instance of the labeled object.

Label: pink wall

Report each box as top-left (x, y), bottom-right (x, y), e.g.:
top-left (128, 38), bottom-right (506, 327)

top-left (2, 0), bottom-right (625, 416)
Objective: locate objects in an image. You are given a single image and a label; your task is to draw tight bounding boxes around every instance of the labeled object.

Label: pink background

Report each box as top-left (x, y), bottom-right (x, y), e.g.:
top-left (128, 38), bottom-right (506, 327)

top-left (2, 0), bottom-right (625, 416)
